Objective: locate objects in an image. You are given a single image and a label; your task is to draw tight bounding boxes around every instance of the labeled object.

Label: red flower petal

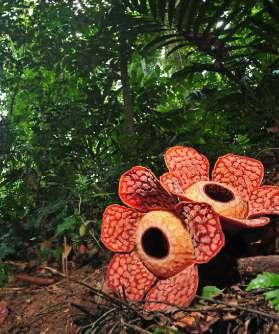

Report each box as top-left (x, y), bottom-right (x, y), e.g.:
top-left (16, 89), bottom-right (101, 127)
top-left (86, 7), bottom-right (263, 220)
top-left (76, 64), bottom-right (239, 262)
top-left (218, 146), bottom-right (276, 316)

top-left (212, 154), bottom-right (264, 201)
top-left (105, 252), bottom-right (156, 301)
top-left (144, 264), bottom-right (198, 312)
top-left (248, 186), bottom-right (279, 218)
top-left (164, 146), bottom-right (209, 189)
top-left (176, 202), bottom-right (225, 263)
top-left (160, 172), bottom-right (184, 196)
top-left (119, 166), bottom-right (177, 212)
top-left (220, 215), bottom-right (270, 230)
top-left (101, 205), bottom-right (143, 252)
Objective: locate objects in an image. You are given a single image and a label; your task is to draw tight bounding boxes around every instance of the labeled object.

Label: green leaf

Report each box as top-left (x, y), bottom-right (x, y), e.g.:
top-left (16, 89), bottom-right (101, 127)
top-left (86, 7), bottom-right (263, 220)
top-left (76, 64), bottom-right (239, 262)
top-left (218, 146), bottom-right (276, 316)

top-left (55, 216), bottom-right (78, 237)
top-left (168, 0), bottom-right (176, 27)
top-left (142, 33), bottom-right (183, 54)
top-left (264, 0), bottom-right (279, 23)
top-left (246, 272), bottom-right (279, 291)
top-left (201, 285), bottom-right (222, 298)
top-left (264, 289), bottom-right (279, 313)
top-left (157, 0), bottom-right (166, 23)
top-left (148, 0), bottom-right (157, 19)
top-left (265, 288), bottom-right (279, 300)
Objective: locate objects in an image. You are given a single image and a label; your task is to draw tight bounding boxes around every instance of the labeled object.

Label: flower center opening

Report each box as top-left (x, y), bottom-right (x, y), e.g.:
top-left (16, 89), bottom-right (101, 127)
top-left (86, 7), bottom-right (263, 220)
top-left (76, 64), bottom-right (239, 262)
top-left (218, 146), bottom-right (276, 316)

top-left (141, 227), bottom-right (169, 259)
top-left (204, 183), bottom-right (234, 203)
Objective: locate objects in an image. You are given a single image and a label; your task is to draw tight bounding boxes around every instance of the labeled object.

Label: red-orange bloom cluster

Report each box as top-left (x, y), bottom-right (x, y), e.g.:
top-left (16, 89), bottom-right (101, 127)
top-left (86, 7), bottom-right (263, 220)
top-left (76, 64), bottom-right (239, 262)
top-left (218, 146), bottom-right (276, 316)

top-left (160, 146), bottom-right (279, 230)
top-left (101, 166), bottom-right (224, 311)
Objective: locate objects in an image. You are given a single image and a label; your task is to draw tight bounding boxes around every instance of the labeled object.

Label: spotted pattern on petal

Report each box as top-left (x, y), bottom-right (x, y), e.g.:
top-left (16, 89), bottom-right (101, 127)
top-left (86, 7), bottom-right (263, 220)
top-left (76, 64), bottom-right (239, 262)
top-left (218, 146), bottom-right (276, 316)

top-left (106, 252), bottom-right (156, 301)
top-left (144, 264), bottom-right (198, 312)
top-left (164, 146), bottom-right (210, 190)
top-left (248, 186), bottom-right (279, 218)
top-left (212, 154), bottom-right (264, 201)
top-left (101, 205), bottom-right (143, 252)
top-left (119, 166), bottom-right (177, 212)
top-left (176, 202), bottom-right (225, 263)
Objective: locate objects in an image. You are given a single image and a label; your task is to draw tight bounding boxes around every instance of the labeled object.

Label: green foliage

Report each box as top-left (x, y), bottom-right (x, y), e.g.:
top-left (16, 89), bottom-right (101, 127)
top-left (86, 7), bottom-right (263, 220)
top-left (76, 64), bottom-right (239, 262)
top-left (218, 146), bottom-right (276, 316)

top-left (55, 216), bottom-right (79, 238)
top-left (246, 272), bottom-right (279, 313)
top-left (0, 1), bottom-right (278, 261)
top-left (265, 289), bottom-right (279, 312)
top-left (201, 285), bottom-right (223, 298)
top-left (0, 262), bottom-right (11, 287)
top-left (113, 0), bottom-right (279, 82)
top-left (39, 246), bottom-right (62, 262)
top-left (246, 272), bottom-right (279, 290)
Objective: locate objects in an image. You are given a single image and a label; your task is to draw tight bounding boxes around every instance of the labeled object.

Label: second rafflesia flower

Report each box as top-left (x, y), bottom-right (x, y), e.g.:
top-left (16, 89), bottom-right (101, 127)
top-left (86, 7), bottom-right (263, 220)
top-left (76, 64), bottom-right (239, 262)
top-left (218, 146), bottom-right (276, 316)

top-left (101, 166), bottom-right (224, 312)
top-left (160, 146), bottom-right (279, 230)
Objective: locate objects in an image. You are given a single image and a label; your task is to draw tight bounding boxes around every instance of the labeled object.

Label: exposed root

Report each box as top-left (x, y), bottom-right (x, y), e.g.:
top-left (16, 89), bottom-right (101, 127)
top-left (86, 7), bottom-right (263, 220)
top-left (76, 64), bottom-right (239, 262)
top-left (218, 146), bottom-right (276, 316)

top-left (71, 279), bottom-right (279, 334)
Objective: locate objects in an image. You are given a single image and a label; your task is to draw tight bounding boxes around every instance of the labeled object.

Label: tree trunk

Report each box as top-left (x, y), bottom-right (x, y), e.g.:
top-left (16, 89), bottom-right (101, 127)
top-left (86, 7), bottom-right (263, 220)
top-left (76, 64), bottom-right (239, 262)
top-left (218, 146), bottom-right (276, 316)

top-left (119, 35), bottom-right (135, 144)
top-left (237, 255), bottom-right (279, 276)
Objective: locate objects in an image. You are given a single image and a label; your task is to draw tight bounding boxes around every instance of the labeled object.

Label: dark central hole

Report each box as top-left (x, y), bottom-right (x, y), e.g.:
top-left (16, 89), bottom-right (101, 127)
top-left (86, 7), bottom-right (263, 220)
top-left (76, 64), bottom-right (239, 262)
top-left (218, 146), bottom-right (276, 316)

top-left (141, 227), bottom-right (169, 259)
top-left (204, 183), bottom-right (234, 203)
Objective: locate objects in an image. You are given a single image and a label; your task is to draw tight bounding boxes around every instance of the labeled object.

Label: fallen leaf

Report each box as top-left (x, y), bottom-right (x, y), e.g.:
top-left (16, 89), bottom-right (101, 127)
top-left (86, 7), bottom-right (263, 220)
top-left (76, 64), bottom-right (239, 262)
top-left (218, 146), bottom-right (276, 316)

top-left (0, 302), bottom-right (9, 325)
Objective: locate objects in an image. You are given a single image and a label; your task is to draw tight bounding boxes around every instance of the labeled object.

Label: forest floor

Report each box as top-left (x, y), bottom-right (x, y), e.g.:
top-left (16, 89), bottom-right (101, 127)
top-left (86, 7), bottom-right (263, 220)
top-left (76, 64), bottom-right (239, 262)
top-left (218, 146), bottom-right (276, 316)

top-left (0, 166), bottom-right (278, 334)
top-left (0, 221), bottom-right (278, 334)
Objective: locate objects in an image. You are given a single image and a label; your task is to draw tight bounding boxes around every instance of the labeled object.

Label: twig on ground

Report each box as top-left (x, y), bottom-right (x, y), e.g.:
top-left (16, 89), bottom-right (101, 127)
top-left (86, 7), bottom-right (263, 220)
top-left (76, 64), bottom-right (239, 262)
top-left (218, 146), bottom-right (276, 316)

top-left (71, 278), bottom-right (279, 334)
top-left (16, 273), bottom-right (55, 286)
top-left (0, 287), bottom-right (25, 294)
top-left (195, 295), bottom-right (279, 321)
top-left (87, 307), bottom-right (117, 332)
top-left (71, 302), bottom-right (96, 317)
top-left (123, 322), bottom-right (153, 334)
top-left (43, 266), bottom-right (66, 277)
top-left (70, 278), bottom-right (146, 321)
top-left (140, 297), bottom-right (279, 322)
top-left (107, 321), bottom-right (120, 334)
top-left (23, 302), bottom-right (66, 328)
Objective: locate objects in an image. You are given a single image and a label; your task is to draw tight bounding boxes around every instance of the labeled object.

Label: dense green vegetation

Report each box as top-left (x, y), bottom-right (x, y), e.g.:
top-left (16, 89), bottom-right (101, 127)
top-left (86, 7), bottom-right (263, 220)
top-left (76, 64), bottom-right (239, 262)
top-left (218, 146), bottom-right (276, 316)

top-left (0, 0), bottom-right (278, 261)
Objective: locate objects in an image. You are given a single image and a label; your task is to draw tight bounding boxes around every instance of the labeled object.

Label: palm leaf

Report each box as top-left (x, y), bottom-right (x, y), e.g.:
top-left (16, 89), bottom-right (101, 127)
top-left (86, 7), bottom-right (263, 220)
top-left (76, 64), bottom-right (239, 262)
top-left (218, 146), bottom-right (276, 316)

top-left (167, 44), bottom-right (194, 56)
top-left (264, 0), bottom-right (279, 23)
top-left (148, 0), bottom-right (157, 19)
top-left (183, 0), bottom-right (199, 32)
top-left (139, 0), bottom-right (148, 13)
top-left (214, 1), bottom-right (242, 36)
top-left (143, 35), bottom-right (186, 55)
top-left (172, 63), bottom-right (219, 80)
top-left (193, 0), bottom-right (212, 33)
top-left (177, 0), bottom-right (191, 31)
top-left (105, 0), bottom-right (279, 81)
top-left (167, 0), bottom-right (176, 27)
top-left (203, 0), bottom-right (231, 35)
top-left (157, 0), bottom-right (167, 23)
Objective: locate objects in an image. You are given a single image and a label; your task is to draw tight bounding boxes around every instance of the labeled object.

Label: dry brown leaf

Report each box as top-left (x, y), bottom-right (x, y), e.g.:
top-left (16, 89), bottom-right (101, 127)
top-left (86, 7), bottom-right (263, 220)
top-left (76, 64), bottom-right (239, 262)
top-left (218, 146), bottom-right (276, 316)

top-left (0, 302), bottom-right (9, 325)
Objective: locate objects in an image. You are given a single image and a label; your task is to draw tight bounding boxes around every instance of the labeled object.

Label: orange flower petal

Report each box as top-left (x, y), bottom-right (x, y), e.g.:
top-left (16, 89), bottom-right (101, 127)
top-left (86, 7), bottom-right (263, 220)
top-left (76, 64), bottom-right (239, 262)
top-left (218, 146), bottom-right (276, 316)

top-left (136, 210), bottom-right (194, 279)
top-left (106, 252), bottom-right (156, 301)
top-left (183, 181), bottom-right (248, 219)
top-left (160, 172), bottom-right (184, 196)
top-left (144, 264), bottom-right (198, 312)
top-left (212, 154), bottom-right (264, 201)
top-left (176, 202), bottom-right (225, 263)
top-left (119, 166), bottom-right (177, 212)
top-left (164, 146), bottom-right (209, 190)
top-left (101, 205), bottom-right (143, 252)
top-left (248, 186), bottom-right (279, 218)
top-left (220, 215), bottom-right (270, 230)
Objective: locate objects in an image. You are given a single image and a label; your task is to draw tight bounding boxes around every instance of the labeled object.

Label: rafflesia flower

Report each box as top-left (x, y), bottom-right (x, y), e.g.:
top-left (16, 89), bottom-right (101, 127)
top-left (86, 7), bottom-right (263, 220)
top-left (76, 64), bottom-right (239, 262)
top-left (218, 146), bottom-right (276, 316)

top-left (160, 146), bottom-right (279, 230)
top-left (101, 166), bottom-right (224, 311)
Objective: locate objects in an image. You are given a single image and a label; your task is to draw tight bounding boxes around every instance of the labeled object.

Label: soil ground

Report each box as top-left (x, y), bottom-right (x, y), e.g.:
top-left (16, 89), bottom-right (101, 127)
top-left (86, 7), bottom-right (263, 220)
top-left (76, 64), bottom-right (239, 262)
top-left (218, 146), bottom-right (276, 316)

top-left (0, 231), bottom-right (278, 334)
